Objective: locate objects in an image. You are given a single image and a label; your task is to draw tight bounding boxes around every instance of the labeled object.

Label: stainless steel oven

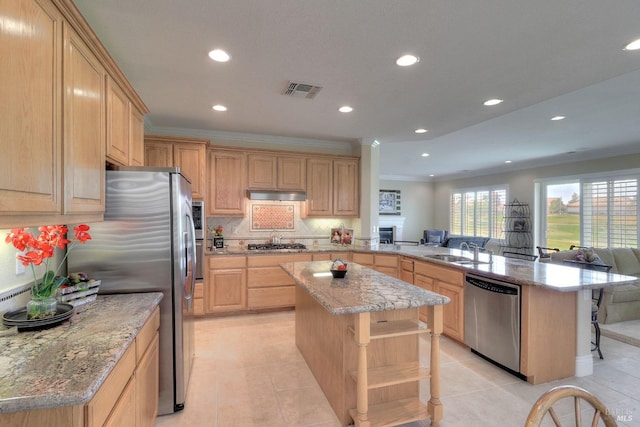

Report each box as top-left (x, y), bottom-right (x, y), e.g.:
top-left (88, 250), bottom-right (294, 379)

top-left (192, 201), bottom-right (204, 240)
top-left (195, 239), bottom-right (204, 281)
top-left (192, 201), bottom-right (204, 280)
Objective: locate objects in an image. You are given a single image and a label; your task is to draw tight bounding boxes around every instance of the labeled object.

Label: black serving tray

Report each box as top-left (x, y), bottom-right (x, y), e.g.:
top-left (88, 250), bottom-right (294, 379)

top-left (2, 303), bottom-right (74, 331)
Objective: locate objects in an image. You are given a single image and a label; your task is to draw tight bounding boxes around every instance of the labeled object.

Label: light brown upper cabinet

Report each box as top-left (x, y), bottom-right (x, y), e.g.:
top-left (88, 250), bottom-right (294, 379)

top-left (106, 77), bottom-right (146, 168)
top-left (0, 0), bottom-right (147, 228)
top-left (306, 158), bottom-right (359, 217)
top-left (0, 0), bottom-right (106, 227)
top-left (207, 149), bottom-right (246, 216)
top-left (62, 24), bottom-right (106, 216)
top-left (144, 136), bottom-right (208, 200)
top-left (247, 154), bottom-right (306, 191)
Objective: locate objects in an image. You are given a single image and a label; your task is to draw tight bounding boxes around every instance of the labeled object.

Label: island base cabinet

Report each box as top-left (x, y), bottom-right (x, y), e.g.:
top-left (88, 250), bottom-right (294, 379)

top-left (520, 286), bottom-right (577, 384)
top-left (295, 286), bottom-right (443, 426)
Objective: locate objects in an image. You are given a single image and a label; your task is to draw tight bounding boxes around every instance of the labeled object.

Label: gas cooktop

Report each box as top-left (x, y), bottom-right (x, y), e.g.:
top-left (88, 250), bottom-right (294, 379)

top-left (247, 243), bottom-right (307, 251)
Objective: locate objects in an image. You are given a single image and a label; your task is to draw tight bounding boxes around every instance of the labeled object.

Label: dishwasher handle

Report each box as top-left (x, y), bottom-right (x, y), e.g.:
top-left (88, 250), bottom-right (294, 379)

top-left (465, 276), bottom-right (519, 295)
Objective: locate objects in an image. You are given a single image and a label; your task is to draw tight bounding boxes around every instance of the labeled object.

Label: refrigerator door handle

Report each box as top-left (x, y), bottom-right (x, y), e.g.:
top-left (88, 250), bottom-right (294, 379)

top-left (184, 213), bottom-right (196, 310)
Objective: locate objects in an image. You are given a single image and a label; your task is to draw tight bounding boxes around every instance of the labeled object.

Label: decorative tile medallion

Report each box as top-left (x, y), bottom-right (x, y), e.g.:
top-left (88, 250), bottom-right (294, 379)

top-left (251, 204), bottom-right (295, 230)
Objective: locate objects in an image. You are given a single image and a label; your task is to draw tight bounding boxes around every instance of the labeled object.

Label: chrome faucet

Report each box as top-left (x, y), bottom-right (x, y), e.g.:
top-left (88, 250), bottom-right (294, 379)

top-left (460, 242), bottom-right (479, 261)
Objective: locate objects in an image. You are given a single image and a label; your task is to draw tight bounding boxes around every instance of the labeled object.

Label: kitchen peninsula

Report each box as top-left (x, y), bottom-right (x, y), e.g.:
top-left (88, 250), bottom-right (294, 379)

top-left (210, 244), bottom-right (640, 387)
top-left (0, 293), bottom-right (162, 427)
top-left (281, 260), bottom-right (450, 427)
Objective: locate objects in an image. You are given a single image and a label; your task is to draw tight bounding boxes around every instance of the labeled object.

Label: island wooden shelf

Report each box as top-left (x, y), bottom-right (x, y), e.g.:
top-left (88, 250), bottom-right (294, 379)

top-left (282, 261), bottom-right (448, 427)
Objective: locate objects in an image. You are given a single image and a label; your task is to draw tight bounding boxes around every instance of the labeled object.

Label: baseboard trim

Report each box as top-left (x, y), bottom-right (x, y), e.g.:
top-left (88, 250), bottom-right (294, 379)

top-left (575, 354), bottom-right (593, 377)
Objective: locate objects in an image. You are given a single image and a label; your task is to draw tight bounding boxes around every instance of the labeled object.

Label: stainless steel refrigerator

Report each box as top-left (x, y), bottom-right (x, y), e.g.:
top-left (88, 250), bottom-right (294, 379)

top-left (68, 166), bottom-right (196, 415)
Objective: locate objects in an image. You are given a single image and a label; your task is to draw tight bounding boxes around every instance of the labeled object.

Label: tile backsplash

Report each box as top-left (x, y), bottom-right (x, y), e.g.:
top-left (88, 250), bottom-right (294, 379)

top-left (206, 200), bottom-right (356, 249)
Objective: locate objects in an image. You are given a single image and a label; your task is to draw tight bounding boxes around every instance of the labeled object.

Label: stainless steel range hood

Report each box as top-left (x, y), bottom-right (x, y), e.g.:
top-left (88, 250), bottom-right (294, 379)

top-left (247, 190), bottom-right (307, 201)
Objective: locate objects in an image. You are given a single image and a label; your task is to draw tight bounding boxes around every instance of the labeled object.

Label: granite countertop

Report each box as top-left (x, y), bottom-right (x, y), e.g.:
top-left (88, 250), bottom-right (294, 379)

top-left (0, 292), bottom-right (163, 414)
top-left (210, 244), bottom-right (640, 292)
top-left (280, 260), bottom-right (450, 315)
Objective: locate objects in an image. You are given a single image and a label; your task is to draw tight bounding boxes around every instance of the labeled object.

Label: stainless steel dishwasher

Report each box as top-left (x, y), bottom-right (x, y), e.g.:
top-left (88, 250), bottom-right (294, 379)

top-left (464, 274), bottom-right (522, 375)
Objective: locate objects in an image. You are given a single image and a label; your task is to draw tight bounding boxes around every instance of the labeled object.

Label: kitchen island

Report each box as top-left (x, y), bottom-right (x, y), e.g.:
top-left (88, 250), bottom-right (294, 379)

top-left (281, 260), bottom-right (450, 427)
top-left (0, 293), bottom-right (162, 426)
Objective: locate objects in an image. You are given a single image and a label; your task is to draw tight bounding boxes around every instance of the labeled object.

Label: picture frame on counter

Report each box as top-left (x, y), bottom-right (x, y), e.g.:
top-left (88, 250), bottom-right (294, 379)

top-left (330, 228), bottom-right (354, 245)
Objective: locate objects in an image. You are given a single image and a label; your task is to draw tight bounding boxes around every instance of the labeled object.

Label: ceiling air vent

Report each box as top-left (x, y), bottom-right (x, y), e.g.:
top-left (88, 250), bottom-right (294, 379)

top-left (282, 81), bottom-right (323, 99)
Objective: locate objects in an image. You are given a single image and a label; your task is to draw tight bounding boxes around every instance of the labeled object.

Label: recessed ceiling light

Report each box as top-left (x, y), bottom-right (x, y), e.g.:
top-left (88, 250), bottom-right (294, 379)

top-left (504, 160), bottom-right (512, 164)
top-left (415, 128), bottom-right (428, 134)
top-left (396, 54), bottom-right (420, 67)
top-left (550, 115), bottom-right (566, 121)
top-left (483, 98), bottom-right (504, 106)
top-left (429, 174), bottom-right (435, 177)
top-left (421, 153), bottom-right (430, 157)
top-left (624, 38), bottom-right (640, 51)
top-left (338, 106), bottom-right (353, 113)
top-left (208, 49), bottom-right (230, 62)
top-left (212, 104), bottom-right (227, 112)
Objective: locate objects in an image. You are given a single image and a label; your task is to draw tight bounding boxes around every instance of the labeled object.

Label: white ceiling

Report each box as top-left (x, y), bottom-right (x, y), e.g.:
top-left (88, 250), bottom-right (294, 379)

top-left (74, 0), bottom-right (640, 181)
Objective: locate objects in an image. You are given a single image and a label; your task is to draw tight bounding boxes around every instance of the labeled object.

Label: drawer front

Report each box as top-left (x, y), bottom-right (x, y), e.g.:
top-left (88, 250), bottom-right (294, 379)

top-left (248, 286), bottom-right (295, 309)
top-left (135, 307), bottom-right (160, 363)
top-left (415, 273), bottom-right (435, 292)
top-left (247, 266), bottom-right (294, 288)
top-left (374, 265), bottom-right (398, 278)
top-left (208, 255), bottom-right (246, 269)
top-left (414, 261), bottom-right (464, 286)
top-left (247, 253), bottom-right (312, 267)
top-left (312, 253), bottom-right (332, 261)
top-left (374, 254), bottom-right (398, 267)
top-left (352, 252), bottom-right (374, 265)
top-left (194, 282), bottom-right (204, 298)
top-left (400, 258), bottom-right (414, 272)
top-left (194, 298), bottom-right (204, 316)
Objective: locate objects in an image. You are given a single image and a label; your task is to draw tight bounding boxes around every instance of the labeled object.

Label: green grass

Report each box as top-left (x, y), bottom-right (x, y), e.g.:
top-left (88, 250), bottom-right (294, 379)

top-left (546, 214), bottom-right (580, 249)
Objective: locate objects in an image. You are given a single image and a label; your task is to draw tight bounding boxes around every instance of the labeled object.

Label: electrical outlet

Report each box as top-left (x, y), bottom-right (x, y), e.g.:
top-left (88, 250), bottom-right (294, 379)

top-left (232, 226), bottom-right (238, 234)
top-left (16, 252), bottom-right (25, 275)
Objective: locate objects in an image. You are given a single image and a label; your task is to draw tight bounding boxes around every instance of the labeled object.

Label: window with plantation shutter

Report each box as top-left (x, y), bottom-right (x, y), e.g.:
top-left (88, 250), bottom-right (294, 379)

top-left (449, 187), bottom-right (506, 238)
top-left (583, 178), bottom-right (637, 248)
top-left (541, 172), bottom-right (638, 249)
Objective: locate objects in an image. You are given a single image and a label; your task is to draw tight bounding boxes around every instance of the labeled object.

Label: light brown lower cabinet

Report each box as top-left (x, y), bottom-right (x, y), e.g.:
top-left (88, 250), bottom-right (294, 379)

top-left (400, 257), bottom-right (414, 283)
top-left (205, 256), bottom-right (247, 313)
top-left (247, 253), bottom-right (312, 309)
top-left (373, 254), bottom-right (399, 278)
top-left (414, 261), bottom-right (464, 342)
top-left (0, 307), bottom-right (160, 427)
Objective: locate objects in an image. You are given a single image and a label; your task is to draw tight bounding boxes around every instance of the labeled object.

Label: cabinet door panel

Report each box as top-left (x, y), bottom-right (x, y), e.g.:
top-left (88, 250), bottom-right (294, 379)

top-left (136, 333), bottom-right (159, 427)
top-left (145, 142), bottom-right (173, 167)
top-left (175, 143), bottom-right (206, 199)
top-left (0, 0), bottom-right (62, 215)
top-left (247, 154), bottom-right (277, 189)
top-left (63, 25), bottom-right (105, 214)
top-left (106, 78), bottom-right (130, 165)
top-left (333, 159), bottom-right (359, 216)
top-left (277, 156), bottom-right (305, 190)
top-left (206, 268), bottom-right (246, 312)
top-left (208, 150), bottom-right (245, 216)
top-left (129, 107), bottom-right (145, 166)
top-left (436, 281), bottom-right (464, 342)
top-left (306, 158), bottom-right (332, 216)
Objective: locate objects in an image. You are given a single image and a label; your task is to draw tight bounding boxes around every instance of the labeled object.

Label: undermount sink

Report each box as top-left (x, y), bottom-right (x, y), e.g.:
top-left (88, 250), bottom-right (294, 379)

top-left (423, 254), bottom-right (471, 263)
top-left (452, 260), bottom-right (490, 266)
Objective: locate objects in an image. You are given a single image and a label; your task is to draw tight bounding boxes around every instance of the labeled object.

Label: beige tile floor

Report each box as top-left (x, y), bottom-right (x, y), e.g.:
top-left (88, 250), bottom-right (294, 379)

top-left (156, 311), bottom-right (640, 427)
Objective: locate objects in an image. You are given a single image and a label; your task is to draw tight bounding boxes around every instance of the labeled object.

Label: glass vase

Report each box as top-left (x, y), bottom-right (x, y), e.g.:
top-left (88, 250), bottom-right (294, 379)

top-left (26, 296), bottom-right (58, 320)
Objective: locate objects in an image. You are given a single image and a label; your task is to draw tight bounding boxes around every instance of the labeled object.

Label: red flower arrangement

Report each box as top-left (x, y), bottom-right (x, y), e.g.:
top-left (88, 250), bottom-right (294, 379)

top-left (5, 225), bottom-right (92, 298)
